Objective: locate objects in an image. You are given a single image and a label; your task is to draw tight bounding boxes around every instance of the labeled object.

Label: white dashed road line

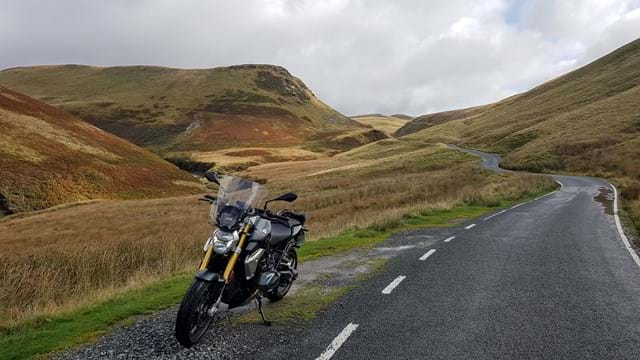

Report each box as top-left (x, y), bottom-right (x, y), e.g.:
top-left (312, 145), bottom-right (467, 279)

top-left (444, 236), bottom-right (455, 243)
top-left (483, 210), bottom-right (507, 221)
top-left (419, 249), bottom-right (436, 261)
top-left (382, 276), bottom-right (406, 294)
top-left (465, 224), bottom-right (476, 230)
top-left (315, 323), bottom-right (359, 360)
top-left (483, 190), bottom-right (557, 221)
top-left (534, 191), bottom-right (556, 201)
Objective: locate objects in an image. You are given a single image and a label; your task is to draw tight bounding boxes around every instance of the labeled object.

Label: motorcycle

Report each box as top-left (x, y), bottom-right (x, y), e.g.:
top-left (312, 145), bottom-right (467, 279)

top-left (175, 172), bottom-right (306, 347)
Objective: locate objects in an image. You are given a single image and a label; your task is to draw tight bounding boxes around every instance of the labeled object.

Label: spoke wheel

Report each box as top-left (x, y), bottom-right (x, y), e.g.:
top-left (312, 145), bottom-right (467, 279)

top-left (175, 279), bottom-right (222, 347)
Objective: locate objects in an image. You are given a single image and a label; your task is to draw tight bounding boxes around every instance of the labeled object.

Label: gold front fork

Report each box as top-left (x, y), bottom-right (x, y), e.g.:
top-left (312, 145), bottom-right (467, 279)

top-left (222, 223), bottom-right (251, 283)
top-left (198, 244), bottom-right (214, 271)
top-left (199, 224), bottom-right (251, 281)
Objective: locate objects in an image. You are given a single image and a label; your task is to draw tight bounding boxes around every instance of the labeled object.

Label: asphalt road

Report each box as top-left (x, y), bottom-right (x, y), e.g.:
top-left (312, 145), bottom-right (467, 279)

top-left (259, 148), bottom-right (640, 359)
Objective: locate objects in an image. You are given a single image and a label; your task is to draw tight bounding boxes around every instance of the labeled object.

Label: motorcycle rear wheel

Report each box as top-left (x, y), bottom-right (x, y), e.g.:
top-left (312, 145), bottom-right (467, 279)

top-left (266, 247), bottom-right (298, 302)
top-left (175, 279), bottom-right (221, 347)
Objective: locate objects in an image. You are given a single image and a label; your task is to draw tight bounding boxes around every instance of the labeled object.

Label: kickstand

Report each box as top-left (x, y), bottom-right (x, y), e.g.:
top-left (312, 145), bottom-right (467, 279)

top-left (256, 294), bottom-right (272, 326)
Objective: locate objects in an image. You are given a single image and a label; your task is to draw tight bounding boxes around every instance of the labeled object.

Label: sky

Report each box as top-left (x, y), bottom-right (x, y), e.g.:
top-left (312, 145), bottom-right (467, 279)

top-left (1, 0), bottom-right (640, 116)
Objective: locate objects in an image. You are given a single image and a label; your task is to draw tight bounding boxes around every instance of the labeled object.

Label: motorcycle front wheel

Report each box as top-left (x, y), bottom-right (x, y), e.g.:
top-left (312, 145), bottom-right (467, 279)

top-left (175, 279), bottom-right (222, 347)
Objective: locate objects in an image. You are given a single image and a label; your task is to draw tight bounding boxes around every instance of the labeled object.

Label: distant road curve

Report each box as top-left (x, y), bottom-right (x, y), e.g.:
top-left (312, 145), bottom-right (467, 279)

top-left (447, 143), bottom-right (639, 267)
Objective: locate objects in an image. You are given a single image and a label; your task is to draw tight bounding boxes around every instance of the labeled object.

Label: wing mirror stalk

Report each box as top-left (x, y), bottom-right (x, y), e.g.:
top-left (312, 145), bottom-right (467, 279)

top-left (264, 192), bottom-right (298, 210)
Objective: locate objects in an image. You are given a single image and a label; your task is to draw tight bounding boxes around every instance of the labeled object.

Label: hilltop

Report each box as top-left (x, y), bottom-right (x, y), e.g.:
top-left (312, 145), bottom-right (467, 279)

top-left (351, 114), bottom-right (409, 135)
top-left (0, 64), bottom-right (363, 154)
top-left (0, 86), bottom-right (201, 215)
top-left (403, 38), bottom-right (640, 231)
top-left (394, 105), bottom-right (487, 136)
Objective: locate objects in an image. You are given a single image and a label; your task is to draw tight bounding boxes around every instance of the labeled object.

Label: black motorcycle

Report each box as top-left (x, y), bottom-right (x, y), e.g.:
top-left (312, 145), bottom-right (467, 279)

top-left (175, 173), bottom-right (306, 347)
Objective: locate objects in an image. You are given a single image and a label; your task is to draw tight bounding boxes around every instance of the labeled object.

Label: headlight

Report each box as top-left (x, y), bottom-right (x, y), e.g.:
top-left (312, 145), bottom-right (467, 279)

top-left (213, 229), bottom-right (239, 254)
top-left (217, 206), bottom-right (242, 229)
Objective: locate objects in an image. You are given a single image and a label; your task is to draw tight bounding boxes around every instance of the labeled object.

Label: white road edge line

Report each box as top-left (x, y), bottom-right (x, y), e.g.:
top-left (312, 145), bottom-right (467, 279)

top-left (444, 236), bottom-right (455, 243)
top-left (465, 223), bottom-right (476, 230)
top-left (382, 275), bottom-right (406, 294)
top-left (609, 182), bottom-right (640, 268)
top-left (315, 323), bottom-right (359, 360)
top-left (419, 249), bottom-right (436, 261)
top-left (534, 191), bottom-right (556, 201)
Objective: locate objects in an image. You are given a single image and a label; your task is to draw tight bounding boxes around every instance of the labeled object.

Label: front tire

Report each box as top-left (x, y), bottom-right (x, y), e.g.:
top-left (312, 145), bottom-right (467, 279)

top-left (175, 279), bottom-right (221, 347)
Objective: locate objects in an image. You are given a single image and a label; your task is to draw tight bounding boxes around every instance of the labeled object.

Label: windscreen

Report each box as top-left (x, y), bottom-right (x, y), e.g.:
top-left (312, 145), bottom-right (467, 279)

top-left (209, 176), bottom-right (267, 223)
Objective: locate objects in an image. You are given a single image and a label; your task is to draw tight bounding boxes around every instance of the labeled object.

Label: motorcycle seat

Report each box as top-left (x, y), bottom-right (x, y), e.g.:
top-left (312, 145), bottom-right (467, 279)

top-left (278, 210), bottom-right (306, 224)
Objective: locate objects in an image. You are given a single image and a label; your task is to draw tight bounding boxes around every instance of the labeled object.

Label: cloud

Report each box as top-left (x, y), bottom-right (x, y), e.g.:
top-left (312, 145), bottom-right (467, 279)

top-left (1, 0), bottom-right (639, 115)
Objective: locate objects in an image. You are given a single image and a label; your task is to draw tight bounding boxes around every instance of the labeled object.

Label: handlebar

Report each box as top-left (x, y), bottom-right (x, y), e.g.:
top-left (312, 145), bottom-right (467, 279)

top-left (254, 208), bottom-right (289, 222)
top-left (198, 194), bottom-right (217, 204)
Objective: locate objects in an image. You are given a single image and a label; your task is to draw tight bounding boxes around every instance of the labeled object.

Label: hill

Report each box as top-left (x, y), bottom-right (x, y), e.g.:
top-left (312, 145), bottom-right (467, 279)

top-left (0, 64), bottom-right (362, 154)
top-left (405, 38), bottom-right (640, 232)
top-left (390, 114), bottom-right (413, 120)
top-left (0, 86), bottom-right (201, 215)
top-left (394, 105), bottom-right (488, 136)
top-left (352, 114), bottom-right (409, 135)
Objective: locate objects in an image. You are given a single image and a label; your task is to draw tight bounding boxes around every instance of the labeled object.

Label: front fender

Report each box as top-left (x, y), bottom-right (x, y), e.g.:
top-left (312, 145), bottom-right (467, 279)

top-left (195, 269), bottom-right (222, 283)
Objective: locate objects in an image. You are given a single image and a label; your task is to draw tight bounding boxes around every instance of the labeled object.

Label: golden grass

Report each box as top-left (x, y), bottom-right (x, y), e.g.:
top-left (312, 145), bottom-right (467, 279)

top-left (351, 115), bottom-right (408, 135)
top-left (0, 139), bottom-right (554, 328)
top-left (0, 195), bottom-right (209, 327)
top-left (188, 146), bottom-right (321, 169)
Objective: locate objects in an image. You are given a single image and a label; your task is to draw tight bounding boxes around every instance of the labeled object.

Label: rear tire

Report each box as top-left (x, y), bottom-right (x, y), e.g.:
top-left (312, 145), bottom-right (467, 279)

top-left (265, 248), bottom-right (297, 302)
top-left (175, 279), bottom-right (221, 347)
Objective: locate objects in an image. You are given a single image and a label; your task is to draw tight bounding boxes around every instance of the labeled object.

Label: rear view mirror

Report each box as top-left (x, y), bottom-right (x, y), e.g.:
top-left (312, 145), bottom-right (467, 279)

top-left (273, 192), bottom-right (297, 202)
top-left (264, 192), bottom-right (298, 210)
top-left (204, 172), bottom-right (220, 185)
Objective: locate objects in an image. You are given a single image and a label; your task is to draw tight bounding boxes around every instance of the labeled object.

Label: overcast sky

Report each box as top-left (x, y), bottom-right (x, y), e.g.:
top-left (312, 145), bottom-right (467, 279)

top-left (2, 0), bottom-right (640, 116)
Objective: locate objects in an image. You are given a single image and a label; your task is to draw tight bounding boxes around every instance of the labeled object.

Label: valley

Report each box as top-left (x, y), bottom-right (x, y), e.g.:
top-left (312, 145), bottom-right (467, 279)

top-left (400, 38), bottom-right (640, 237)
top-left (0, 35), bottom-right (638, 360)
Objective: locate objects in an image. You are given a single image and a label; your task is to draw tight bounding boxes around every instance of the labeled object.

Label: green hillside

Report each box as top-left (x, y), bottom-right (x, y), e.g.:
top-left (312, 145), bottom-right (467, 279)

top-left (404, 38), bottom-right (640, 233)
top-left (0, 86), bottom-right (201, 215)
top-left (394, 105), bottom-right (488, 136)
top-left (0, 64), bottom-right (361, 153)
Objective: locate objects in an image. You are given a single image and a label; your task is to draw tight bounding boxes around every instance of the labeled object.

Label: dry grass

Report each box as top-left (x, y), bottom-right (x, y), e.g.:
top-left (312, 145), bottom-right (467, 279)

top-left (351, 114), bottom-right (408, 135)
top-left (188, 146), bottom-right (321, 170)
top-left (248, 140), bottom-right (553, 239)
top-left (0, 195), bottom-right (209, 327)
top-left (0, 138), bottom-right (554, 328)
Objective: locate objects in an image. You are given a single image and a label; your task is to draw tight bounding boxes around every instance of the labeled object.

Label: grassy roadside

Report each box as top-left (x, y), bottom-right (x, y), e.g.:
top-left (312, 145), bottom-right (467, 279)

top-left (0, 274), bottom-right (192, 360)
top-left (0, 186), bottom-right (556, 360)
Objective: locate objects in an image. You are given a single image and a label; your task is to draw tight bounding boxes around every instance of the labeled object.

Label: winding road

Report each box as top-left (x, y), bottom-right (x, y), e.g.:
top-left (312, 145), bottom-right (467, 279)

top-left (260, 147), bottom-right (640, 359)
top-left (57, 148), bottom-right (640, 359)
